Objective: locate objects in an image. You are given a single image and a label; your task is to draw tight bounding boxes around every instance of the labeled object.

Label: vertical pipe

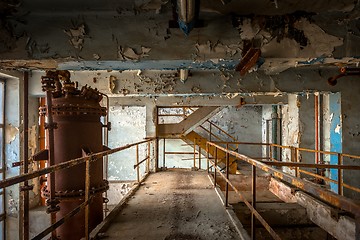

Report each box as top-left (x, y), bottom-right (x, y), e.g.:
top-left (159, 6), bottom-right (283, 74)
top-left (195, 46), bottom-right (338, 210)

top-left (101, 94), bottom-right (109, 217)
top-left (1, 80), bottom-right (5, 240)
top-left (206, 144), bottom-right (209, 174)
top-left (162, 139), bottom-right (166, 168)
top-left (39, 98), bottom-right (46, 206)
top-left (338, 153), bottom-right (343, 195)
top-left (271, 105), bottom-right (278, 160)
top-left (155, 138), bottom-right (159, 172)
top-left (23, 71), bottom-right (29, 240)
top-left (251, 165), bottom-right (257, 240)
top-left (198, 142), bottom-right (201, 170)
top-left (214, 148), bottom-right (217, 188)
top-left (225, 144), bottom-right (229, 207)
top-left (295, 148), bottom-right (299, 178)
top-left (136, 145), bottom-right (140, 183)
top-left (84, 159), bottom-right (90, 240)
top-left (147, 141), bottom-right (151, 173)
top-left (209, 122), bottom-right (212, 142)
top-left (315, 94), bottom-right (321, 180)
top-left (45, 87), bottom-right (57, 238)
top-left (193, 138), bottom-right (196, 168)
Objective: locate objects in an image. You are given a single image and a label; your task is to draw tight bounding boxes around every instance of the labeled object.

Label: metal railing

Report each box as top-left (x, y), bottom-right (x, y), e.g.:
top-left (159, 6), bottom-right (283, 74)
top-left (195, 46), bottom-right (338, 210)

top-left (0, 139), bottom-right (154, 240)
top-left (206, 141), bottom-right (360, 240)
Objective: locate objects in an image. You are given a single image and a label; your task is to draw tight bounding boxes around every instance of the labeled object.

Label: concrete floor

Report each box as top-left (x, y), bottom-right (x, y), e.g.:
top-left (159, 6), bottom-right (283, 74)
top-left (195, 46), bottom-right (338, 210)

top-left (103, 169), bottom-right (240, 240)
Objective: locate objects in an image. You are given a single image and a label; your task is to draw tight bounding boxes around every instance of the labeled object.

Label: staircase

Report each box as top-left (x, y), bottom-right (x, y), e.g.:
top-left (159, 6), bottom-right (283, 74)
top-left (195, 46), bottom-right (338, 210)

top-left (157, 107), bottom-right (239, 173)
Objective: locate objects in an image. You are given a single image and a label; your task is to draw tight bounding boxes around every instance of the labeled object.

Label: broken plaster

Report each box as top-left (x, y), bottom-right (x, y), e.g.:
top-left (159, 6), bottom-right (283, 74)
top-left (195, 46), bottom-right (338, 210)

top-left (117, 46), bottom-right (151, 60)
top-left (5, 124), bottom-right (19, 144)
top-left (64, 24), bottom-right (86, 50)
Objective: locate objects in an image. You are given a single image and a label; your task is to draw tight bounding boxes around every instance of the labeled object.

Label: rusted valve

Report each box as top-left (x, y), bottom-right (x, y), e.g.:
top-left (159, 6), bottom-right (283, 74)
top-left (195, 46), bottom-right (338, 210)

top-left (328, 67), bottom-right (360, 86)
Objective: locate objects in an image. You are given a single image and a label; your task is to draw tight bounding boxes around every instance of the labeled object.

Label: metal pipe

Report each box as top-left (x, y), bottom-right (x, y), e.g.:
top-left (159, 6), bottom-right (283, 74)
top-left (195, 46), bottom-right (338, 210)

top-left (155, 138), bottom-right (159, 172)
top-left (84, 158), bottom-right (90, 240)
top-left (100, 93), bottom-right (109, 218)
top-left (23, 71), bottom-right (30, 240)
top-left (134, 157), bottom-right (149, 169)
top-left (206, 144), bottom-right (209, 174)
top-left (260, 160), bottom-right (360, 170)
top-left (44, 81), bottom-right (58, 238)
top-left (193, 139), bottom-right (196, 168)
top-left (271, 105), bottom-right (278, 160)
top-left (198, 143), bottom-right (201, 170)
top-left (136, 145), bottom-right (140, 183)
top-left (338, 153), bottom-right (343, 195)
top-left (225, 144), bottom-right (229, 207)
top-left (163, 139), bottom-right (166, 168)
top-left (147, 141), bottom-right (150, 173)
top-left (1, 80), bottom-right (5, 240)
top-left (251, 165), bottom-right (256, 240)
top-left (214, 148), bottom-right (217, 188)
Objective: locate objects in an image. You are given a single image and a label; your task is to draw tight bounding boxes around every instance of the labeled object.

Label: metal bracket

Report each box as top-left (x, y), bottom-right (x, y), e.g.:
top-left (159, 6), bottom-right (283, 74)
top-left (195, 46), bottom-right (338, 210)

top-left (46, 198), bottom-right (60, 214)
top-left (32, 149), bottom-right (49, 161)
top-left (20, 185), bottom-right (34, 192)
top-left (102, 122), bottom-right (111, 131)
top-left (45, 122), bottom-right (58, 130)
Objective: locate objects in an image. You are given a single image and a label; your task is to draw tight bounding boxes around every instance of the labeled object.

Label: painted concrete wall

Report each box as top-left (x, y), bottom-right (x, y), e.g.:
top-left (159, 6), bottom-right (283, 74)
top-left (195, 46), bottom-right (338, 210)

top-left (3, 74), bottom-right (21, 240)
top-left (206, 106), bottom-right (263, 158)
top-left (107, 106), bottom-right (147, 181)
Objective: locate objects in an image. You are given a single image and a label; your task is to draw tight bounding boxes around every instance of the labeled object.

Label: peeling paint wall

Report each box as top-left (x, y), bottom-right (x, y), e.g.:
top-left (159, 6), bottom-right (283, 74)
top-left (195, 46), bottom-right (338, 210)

top-left (27, 97), bottom-right (40, 208)
top-left (0, 1), bottom-right (358, 62)
top-left (281, 94), bottom-right (300, 175)
top-left (206, 106), bottom-right (263, 157)
top-left (3, 73), bottom-right (21, 240)
top-left (107, 106), bottom-right (146, 181)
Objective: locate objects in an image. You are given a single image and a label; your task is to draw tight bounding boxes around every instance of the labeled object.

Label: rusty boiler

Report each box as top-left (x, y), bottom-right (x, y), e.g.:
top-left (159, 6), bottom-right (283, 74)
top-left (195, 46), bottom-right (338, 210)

top-left (39, 71), bottom-right (108, 239)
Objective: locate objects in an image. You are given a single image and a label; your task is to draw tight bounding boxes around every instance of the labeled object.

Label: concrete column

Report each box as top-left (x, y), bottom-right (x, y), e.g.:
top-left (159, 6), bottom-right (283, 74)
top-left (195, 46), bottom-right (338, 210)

top-left (323, 93), bottom-right (342, 193)
top-left (146, 103), bottom-right (157, 172)
top-left (281, 94), bottom-right (300, 175)
top-left (1, 72), bottom-right (21, 240)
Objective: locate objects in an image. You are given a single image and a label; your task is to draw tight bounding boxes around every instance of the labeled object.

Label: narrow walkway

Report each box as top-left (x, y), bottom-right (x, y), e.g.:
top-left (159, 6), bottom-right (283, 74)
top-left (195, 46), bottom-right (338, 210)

top-left (104, 169), bottom-right (240, 240)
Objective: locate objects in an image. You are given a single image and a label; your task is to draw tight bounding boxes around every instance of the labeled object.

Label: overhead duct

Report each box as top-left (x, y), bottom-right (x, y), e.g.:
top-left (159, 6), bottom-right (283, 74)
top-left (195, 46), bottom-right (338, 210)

top-left (177, 0), bottom-right (197, 35)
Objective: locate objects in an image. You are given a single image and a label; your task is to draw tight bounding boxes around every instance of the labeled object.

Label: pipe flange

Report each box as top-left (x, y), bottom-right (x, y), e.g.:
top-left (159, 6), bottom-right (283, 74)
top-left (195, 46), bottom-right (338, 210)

top-left (41, 180), bottom-right (109, 200)
top-left (39, 105), bottom-right (106, 116)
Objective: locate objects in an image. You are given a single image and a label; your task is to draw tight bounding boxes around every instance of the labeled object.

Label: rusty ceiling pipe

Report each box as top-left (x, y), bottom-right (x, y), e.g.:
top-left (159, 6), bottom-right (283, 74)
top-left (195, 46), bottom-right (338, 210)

top-left (39, 71), bottom-right (108, 240)
top-left (328, 67), bottom-right (360, 86)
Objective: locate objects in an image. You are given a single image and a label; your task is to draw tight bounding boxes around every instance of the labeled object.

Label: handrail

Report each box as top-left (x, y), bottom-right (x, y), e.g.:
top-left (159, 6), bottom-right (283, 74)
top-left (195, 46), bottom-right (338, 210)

top-left (207, 141), bottom-right (360, 217)
top-left (0, 139), bottom-right (151, 189)
top-left (206, 141), bottom-right (360, 240)
top-left (0, 139), bottom-right (153, 240)
top-left (212, 141), bottom-right (360, 194)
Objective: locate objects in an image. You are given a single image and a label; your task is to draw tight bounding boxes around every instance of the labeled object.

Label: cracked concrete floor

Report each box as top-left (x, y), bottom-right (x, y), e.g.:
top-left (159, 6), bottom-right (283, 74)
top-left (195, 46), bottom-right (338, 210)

top-left (103, 169), bottom-right (240, 240)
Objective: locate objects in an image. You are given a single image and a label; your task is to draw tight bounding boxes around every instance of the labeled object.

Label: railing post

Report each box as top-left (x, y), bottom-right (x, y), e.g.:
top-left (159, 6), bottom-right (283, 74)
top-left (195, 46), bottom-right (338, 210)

top-left (214, 148), bottom-right (218, 188)
top-left (155, 138), bottom-right (159, 171)
top-left (147, 141), bottom-right (150, 173)
top-left (136, 145), bottom-right (140, 183)
top-left (193, 138), bottom-right (197, 169)
top-left (163, 138), bottom-right (166, 168)
top-left (85, 158), bottom-right (91, 240)
top-left (269, 144), bottom-right (273, 161)
top-left (198, 141), bottom-right (201, 170)
top-left (206, 143), bottom-right (209, 174)
top-left (295, 148), bottom-right (299, 178)
top-left (338, 153), bottom-right (343, 195)
top-left (209, 122), bottom-right (212, 142)
top-left (251, 164), bottom-right (257, 240)
top-left (225, 144), bottom-right (229, 207)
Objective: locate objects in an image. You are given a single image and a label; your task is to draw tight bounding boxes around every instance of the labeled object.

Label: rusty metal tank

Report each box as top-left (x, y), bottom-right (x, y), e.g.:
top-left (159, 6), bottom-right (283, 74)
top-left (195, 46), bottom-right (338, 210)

top-left (40, 71), bottom-right (108, 240)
